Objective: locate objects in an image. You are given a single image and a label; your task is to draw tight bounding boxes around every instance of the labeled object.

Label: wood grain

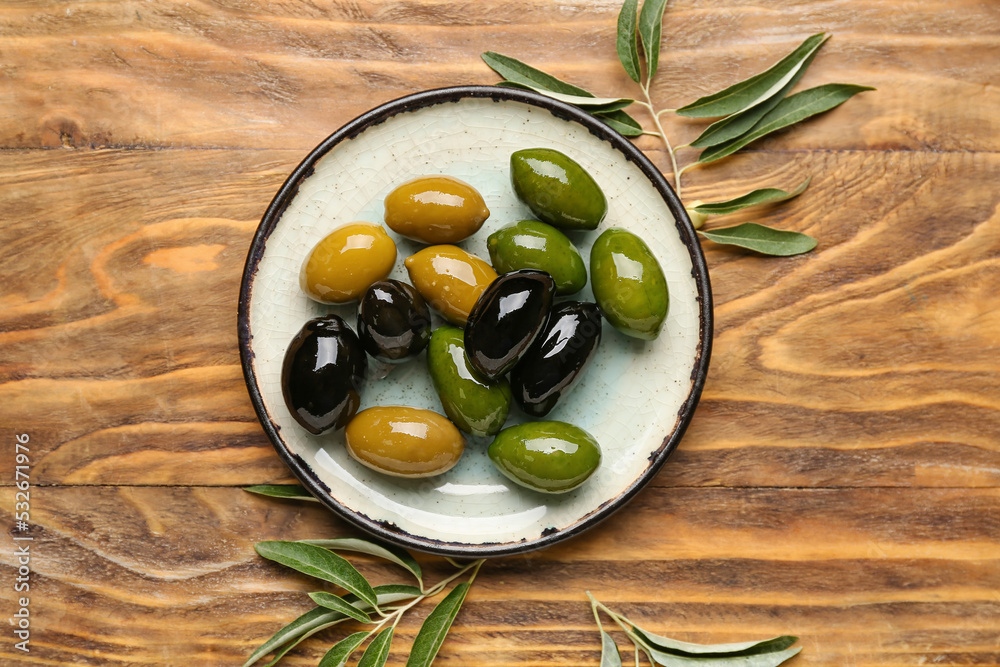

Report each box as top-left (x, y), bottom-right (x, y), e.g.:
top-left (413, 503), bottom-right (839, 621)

top-left (1, 0), bottom-right (998, 665)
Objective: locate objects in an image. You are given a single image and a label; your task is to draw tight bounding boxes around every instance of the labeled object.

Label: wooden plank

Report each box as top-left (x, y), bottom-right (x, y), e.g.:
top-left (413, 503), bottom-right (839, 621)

top-left (0, 0), bottom-right (996, 150)
top-left (0, 486), bottom-right (996, 665)
top-left (1, 148), bottom-right (998, 488)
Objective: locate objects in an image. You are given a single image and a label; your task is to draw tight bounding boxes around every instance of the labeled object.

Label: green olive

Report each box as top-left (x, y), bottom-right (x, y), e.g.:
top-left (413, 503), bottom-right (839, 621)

top-left (486, 220), bottom-right (587, 295)
top-left (300, 222), bottom-right (397, 304)
top-left (384, 175), bottom-right (490, 244)
top-left (427, 326), bottom-right (511, 436)
top-left (590, 227), bottom-right (668, 340)
top-left (404, 245), bottom-right (498, 325)
top-left (510, 148), bottom-right (607, 230)
top-left (488, 421), bottom-right (601, 493)
top-left (345, 406), bottom-right (465, 478)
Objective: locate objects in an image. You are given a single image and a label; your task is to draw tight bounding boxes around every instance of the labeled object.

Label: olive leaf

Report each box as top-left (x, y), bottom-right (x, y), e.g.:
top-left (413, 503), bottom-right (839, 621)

top-left (481, 51), bottom-right (593, 97)
top-left (243, 484), bottom-right (318, 502)
top-left (308, 592), bottom-right (372, 623)
top-left (595, 109), bottom-right (645, 136)
top-left (638, 640), bottom-right (802, 667)
top-left (405, 583), bottom-right (471, 667)
top-left (692, 178), bottom-right (810, 216)
top-left (255, 541), bottom-right (378, 608)
top-left (688, 46), bottom-right (821, 149)
top-left (601, 630), bottom-right (624, 667)
top-left (698, 83), bottom-right (875, 163)
top-left (318, 632), bottom-right (370, 667)
top-left (638, 0), bottom-right (670, 82)
top-left (358, 627), bottom-right (394, 667)
top-left (300, 538), bottom-right (424, 588)
top-left (243, 607), bottom-right (347, 667)
top-left (677, 33), bottom-right (828, 118)
top-left (698, 223), bottom-right (817, 256)
top-left (498, 81), bottom-right (635, 111)
top-left (616, 0), bottom-right (641, 83)
top-left (632, 627), bottom-right (799, 657)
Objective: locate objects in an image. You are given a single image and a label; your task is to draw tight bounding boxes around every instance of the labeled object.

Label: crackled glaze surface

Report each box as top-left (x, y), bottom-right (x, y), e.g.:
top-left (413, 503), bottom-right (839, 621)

top-left (244, 91), bottom-right (707, 553)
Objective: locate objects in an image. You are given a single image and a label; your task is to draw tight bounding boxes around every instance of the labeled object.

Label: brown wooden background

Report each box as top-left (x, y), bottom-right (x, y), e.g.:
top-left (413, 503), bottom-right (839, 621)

top-left (2, 0), bottom-right (998, 665)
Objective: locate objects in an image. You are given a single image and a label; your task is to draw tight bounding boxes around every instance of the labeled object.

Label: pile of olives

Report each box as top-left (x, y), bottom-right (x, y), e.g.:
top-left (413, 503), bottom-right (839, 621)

top-left (281, 149), bottom-right (669, 494)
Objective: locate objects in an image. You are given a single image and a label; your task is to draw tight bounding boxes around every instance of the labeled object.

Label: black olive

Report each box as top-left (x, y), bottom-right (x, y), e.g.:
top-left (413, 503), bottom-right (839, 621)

top-left (281, 315), bottom-right (367, 434)
top-left (464, 270), bottom-right (556, 380)
top-left (510, 301), bottom-right (602, 417)
top-left (357, 280), bottom-right (432, 363)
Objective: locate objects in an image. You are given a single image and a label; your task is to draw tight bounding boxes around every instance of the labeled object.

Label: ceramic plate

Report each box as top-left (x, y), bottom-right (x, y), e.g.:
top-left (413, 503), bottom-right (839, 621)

top-left (238, 86), bottom-right (712, 557)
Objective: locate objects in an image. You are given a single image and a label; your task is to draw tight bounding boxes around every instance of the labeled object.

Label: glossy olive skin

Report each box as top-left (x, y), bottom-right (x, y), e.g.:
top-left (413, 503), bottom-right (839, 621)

top-left (510, 148), bottom-right (607, 230)
top-left (590, 227), bottom-right (669, 340)
top-left (357, 280), bottom-right (432, 363)
top-left (281, 315), bottom-right (367, 435)
top-left (427, 326), bottom-right (511, 436)
top-left (300, 222), bottom-right (397, 304)
top-left (384, 175), bottom-right (490, 244)
top-left (487, 220), bottom-right (587, 295)
top-left (464, 270), bottom-right (556, 380)
top-left (511, 301), bottom-right (602, 417)
top-left (345, 406), bottom-right (465, 478)
top-left (404, 245), bottom-right (498, 326)
top-left (488, 421), bottom-right (601, 493)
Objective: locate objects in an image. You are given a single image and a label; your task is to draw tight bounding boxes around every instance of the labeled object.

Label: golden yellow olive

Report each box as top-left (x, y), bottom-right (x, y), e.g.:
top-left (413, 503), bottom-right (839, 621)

top-left (345, 406), bottom-right (466, 478)
top-left (300, 222), bottom-right (397, 304)
top-left (404, 245), bottom-right (498, 325)
top-left (384, 175), bottom-right (490, 244)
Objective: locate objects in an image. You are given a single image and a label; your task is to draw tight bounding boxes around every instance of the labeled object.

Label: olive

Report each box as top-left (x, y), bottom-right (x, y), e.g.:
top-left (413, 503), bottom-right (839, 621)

top-left (464, 270), bottom-right (556, 380)
top-left (487, 220), bottom-right (587, 295)
top-left (404, 245), bottom-right (498, 326)
top-left (510, 301), bottom-right (602, 417)
top-left (488, 421), bottom-right (601, 493)
top-left (510, 148), bottom-right (607, 231)
top-left (427, 326), bottom-right (512, 436)
top-left (345, 406), bottom-right (465, 478)
top-left (357, 280), bottom-right (432, 363)
top-left (590, 227), bottom-right (669, 340)
top-left (384, 175), bottom-right (490, 244)
top-left (300, 222), bottom-right (397, 304)
top-left (281, 315), bottom-right (367, 435)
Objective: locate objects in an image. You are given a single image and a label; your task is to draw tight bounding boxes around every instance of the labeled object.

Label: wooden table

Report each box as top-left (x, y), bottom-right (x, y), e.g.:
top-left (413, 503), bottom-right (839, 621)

top-left (2, 1), bottom-right (998, 664)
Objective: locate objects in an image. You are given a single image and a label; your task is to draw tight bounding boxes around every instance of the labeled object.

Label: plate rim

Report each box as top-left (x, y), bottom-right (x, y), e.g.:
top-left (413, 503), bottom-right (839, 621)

top-left (237, 84), bottom-right (713, 557)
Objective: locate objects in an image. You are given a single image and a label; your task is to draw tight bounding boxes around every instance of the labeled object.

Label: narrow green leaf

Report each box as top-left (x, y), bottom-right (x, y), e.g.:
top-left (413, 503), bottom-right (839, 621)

top-left (632, 627), bottom-right (799, 657)
top-left (405, 582), bottom-right (470, 667)
top-left (688, 46), bottom-right (821, 148)
top-left (693, 178), bottom-right (810, 216)
top-left (318, 632), bottom-right (370, 667)
top-left (616, 0), bottom-right (641, 83)
top-left (644, 643), bottom-right (802, 666)
top-left (698, 223), bottom-right (817, 256)
top-left (481, 52), bottom-right (594, 97)
top-left (307, 592), bottom-right (372, 623)
top-left (358, 627), bottom-right (394, 667)
top-left (601, 630), bottom-right (624, 667)
top-left (498, 81), bottom-right (634, 110)
top-left (244, 607), bottom-right (344, 667)
top-left (300, 538), bottom-right (423, 587)
top-left (369, 583), bottom-right (423, 605)
top-left (255, 541), bottom-right (378, 608)
top-left (638, 0), bottom-right (670, 82)
top-left (243, 484), bottom-right (318, 502)
top-left (677, 33), bottom-right (828, 118)
top-left (698, 83), bottom-right (874, 163)
top-left (595, 109), bottom-right (645, 136)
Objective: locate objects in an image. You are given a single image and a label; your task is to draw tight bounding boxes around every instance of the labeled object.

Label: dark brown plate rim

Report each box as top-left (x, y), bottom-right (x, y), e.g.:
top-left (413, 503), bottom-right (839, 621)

top-left (237, 85), bottom-right (713, 558)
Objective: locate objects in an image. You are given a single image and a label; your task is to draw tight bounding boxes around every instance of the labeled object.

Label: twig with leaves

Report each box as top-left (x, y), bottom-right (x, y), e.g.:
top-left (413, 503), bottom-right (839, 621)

top-left (244, 486), bottom-right (483, 667)
top-left (482, 0), bottom-right (873, 256)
